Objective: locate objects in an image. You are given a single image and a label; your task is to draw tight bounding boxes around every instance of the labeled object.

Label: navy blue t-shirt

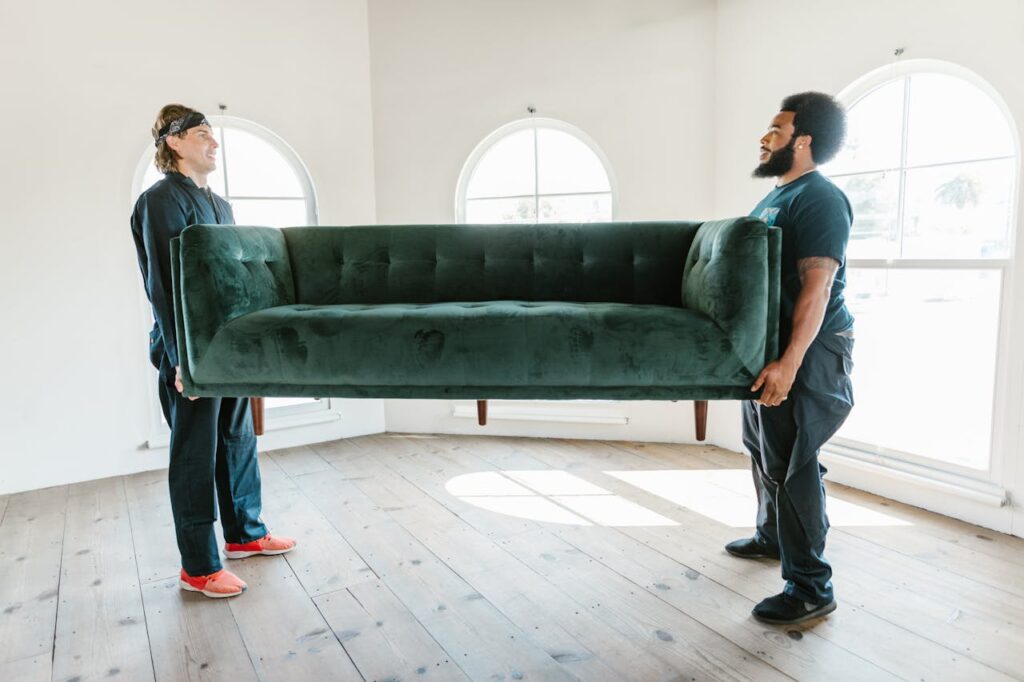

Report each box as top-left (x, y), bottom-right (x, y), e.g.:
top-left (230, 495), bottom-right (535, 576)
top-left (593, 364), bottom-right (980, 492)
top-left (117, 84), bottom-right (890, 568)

top-left (750, 170), bottom-right (855, 342)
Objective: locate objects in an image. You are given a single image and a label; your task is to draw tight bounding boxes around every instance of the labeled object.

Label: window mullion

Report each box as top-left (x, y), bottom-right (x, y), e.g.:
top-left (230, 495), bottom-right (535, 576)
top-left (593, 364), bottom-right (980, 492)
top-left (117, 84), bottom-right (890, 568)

top-left (226, 196), bottom-right (308, 202)
top-left (533, 124), bottom-right (540, 223)
top-left (829, 154), bottom-right (1015, 179)
top-left (468, 190), bottom-right (612, 201)
top-left (895, 77), bottom-right (912, 259)
top-left (219, 126), bottom-right (231, 200)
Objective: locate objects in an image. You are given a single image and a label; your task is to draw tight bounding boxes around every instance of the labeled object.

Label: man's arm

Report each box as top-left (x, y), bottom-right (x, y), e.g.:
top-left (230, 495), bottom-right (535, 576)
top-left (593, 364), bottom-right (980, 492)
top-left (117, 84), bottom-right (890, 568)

top-left (751, 256), bottom-right (839, 406)
top-left (137, 195), bottom-right (183, 368)
top-left (135, 192), bottom-right (196, 398)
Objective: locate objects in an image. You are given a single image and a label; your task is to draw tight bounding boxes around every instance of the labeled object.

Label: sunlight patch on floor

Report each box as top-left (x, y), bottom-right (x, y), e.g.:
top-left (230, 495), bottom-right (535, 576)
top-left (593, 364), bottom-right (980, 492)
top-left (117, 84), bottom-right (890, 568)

top-left (446, 470), bottom-right (677, 527)
top-left (445, 469), bottom-right (913, 528)
top-left (607, 469), bottom-right (913, 528)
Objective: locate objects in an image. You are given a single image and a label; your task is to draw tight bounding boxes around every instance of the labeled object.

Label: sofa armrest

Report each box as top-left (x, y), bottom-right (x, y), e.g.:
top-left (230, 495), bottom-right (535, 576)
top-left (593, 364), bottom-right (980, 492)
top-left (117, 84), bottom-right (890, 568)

top-left (171, 225), bottom-right (296, 390)
top-left (682, 217), bottom-right (780, 375)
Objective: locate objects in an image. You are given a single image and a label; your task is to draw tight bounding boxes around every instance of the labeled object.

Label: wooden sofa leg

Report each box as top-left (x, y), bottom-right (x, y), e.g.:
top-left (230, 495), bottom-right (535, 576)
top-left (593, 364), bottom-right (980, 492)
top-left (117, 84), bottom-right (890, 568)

top-left (477, 400), bottom-right (488, 426)
top-left (251, 397), bottom-right (265, 436)
top-left (694, 400), bottom-right (708, 442)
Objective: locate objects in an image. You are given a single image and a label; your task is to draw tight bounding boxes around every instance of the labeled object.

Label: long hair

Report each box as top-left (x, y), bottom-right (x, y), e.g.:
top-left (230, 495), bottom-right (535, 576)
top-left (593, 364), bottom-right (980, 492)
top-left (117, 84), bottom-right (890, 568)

top-left (151, 104), bottom-right (199, 174)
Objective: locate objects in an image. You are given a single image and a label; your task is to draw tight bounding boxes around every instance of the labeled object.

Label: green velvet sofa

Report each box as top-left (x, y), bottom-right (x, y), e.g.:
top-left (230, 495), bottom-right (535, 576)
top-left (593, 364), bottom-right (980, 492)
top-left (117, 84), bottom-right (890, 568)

top-left (170, 219), bottom-right (779, 438)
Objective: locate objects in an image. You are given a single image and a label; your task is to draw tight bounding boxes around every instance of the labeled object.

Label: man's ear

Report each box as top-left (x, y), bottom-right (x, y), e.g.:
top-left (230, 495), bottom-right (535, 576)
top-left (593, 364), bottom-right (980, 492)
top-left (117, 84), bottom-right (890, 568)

top-left (795, 133), bottom-right (812, 150)
top-left (164, 134), bottom-right (183, 153)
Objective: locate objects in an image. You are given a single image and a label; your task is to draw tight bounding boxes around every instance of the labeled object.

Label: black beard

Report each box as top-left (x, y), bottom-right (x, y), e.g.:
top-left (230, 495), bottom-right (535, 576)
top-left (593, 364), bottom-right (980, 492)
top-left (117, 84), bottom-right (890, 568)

top-left (752, 138), bottom-right (797, 178)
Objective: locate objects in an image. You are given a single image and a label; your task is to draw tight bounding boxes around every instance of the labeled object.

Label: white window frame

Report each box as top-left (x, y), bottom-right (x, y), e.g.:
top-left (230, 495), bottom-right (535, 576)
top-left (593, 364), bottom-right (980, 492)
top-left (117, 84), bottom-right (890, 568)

top-left (820, 59), bottom-right (1020, 512)
top-left (450, 118), bottom-right (626, 425)
top-left (131, 115), bottom-right (338, 446)
top-left (454, 116), bottom-right (618, 223)
top-left (133, 115), bottom-right (320, 224)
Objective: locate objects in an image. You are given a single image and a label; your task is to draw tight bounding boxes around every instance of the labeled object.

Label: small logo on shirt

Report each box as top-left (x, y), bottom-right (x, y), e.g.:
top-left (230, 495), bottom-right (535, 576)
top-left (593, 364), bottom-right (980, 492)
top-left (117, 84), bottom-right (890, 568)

top-left (758, 207), bottom-right (780, 226)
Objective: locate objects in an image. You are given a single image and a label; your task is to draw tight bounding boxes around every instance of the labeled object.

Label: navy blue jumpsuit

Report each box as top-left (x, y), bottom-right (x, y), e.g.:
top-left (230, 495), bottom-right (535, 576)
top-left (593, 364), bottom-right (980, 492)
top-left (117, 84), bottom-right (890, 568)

top-left (746, 170), bottom-right (856, 605)
top-left (131, 171), bottom-right (268, 576)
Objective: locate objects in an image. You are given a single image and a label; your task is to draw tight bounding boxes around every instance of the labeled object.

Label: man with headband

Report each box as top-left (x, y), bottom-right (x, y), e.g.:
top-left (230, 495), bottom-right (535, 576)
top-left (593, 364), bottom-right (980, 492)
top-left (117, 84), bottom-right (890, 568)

top-left (131, 104), bottom-right (295, 599)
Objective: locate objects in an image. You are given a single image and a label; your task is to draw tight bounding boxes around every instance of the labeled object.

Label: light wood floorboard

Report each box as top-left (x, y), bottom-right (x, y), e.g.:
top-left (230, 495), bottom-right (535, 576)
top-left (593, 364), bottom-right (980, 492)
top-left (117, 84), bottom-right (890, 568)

top-left (0, 653), bottom-right (52, 682)
top-left (0, 485), bottom-right (67, 667)
top-left (142, 576), bottom-right (259, 682)
top-left (51, 478), bottom-right (154, 681)
top-left (313, 579), bottom-right (473, 681)
top-left (2, 433), bottom-right (1023, 681)
top-left (294, 467), bottom-right (585, 681)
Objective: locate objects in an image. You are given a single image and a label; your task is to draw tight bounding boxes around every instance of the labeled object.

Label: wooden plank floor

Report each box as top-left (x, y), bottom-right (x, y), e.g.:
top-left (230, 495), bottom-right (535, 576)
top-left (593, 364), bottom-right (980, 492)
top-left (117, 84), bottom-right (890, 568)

top-left (1, 434), bottom-right (1022, 681)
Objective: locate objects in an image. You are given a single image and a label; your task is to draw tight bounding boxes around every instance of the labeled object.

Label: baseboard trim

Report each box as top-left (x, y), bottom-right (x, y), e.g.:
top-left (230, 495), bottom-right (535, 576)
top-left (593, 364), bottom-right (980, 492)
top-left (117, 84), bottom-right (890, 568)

top-left (451, 402), bottom-right (629, 425)
top-left (146, 409), bottom-right (342, 450)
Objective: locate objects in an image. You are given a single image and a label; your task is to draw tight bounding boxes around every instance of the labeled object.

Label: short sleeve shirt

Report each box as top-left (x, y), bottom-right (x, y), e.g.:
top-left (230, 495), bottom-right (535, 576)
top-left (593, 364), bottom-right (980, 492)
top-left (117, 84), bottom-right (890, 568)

top-left (750, 170), bottom-right (855, 341)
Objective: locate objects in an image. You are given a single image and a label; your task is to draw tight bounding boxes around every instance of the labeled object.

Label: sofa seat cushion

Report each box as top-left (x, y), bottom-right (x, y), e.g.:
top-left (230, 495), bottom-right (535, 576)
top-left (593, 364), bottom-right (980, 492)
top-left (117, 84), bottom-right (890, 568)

top-left (191, 301), bottom-right (754, 390)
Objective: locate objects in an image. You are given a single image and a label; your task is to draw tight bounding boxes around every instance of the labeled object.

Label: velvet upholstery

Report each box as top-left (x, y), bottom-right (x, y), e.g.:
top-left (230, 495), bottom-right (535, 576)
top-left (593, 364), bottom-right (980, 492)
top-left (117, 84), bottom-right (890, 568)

top-left (171, 220), bottom-right (780, 400)
top-left (282, 222), bottom-right (697, 306)
top-left (177, 225), bottom-right (294, 370)
top-left (682, 217), bottom-right (780, 373)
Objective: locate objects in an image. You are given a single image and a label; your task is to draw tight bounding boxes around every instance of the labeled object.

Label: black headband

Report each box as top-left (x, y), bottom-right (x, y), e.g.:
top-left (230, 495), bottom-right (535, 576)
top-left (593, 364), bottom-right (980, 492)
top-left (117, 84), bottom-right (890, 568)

top-left (154, 111), bottom-right (210, 147)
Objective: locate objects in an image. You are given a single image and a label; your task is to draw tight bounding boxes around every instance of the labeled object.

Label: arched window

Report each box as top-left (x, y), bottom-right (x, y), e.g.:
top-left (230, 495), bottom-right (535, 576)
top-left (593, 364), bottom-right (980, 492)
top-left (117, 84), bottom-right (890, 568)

top-left (132, 116), bottom-right (321, 429)
top-left (135, 116), bottom-right (317, 226)
top-left (822, 61), bottom-right (1017, 475)
top-left (456, 118), bottom-right (614, 223)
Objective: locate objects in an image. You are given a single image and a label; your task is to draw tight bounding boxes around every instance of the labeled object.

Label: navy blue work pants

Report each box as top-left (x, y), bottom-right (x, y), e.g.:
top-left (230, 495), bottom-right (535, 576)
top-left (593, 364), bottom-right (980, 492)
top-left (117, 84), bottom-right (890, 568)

top-left (155, 354), bottom-right (268, 576)
top-left (742, 333), bottom-right (854, 605)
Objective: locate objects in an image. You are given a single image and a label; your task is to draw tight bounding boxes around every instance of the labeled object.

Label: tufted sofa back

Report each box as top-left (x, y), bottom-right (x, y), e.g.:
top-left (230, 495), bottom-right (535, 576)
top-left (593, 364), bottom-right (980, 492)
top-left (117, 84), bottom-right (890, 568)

top-left (282, 222), bottom-right (700, 307)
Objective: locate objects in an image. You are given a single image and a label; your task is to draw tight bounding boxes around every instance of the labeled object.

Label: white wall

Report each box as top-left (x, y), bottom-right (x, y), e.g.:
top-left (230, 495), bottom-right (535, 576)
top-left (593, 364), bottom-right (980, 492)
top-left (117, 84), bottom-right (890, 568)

top-left (713, 0), bottom-right (1024, 535)
top-left (0, 0), bottom-right (383, 495)
top-left (369, 0), bottom-right (723, 444)
top-left (367, 0), bottom-right (717, 223)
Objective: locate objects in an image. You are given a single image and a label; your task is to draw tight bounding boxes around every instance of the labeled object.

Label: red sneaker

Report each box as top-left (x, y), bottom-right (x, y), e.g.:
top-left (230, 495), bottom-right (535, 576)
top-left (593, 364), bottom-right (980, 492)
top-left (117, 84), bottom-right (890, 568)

top-left (224, 533), bottom-right (296, 559)
top-left (179, 568), bottom-right (247, 598)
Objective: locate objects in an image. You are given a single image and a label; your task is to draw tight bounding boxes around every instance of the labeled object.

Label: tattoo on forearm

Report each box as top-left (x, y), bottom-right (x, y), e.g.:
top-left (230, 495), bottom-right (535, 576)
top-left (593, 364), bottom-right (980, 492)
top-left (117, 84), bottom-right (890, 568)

top-left (797, 256), bottom-right (839, 287)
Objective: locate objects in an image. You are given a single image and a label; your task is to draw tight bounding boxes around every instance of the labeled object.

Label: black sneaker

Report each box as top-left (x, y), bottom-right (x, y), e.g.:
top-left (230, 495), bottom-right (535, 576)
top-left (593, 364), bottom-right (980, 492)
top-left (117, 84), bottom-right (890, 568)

top-left (724, 537), bottom-right (780, 560)
top-left (751, 592), bottom-right (837, 625)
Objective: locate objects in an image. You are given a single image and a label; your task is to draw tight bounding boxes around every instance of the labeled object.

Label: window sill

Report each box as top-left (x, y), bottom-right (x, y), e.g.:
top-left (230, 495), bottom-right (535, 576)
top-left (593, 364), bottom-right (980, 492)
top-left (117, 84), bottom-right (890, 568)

top-left (821, 441), bottom-right (1010, 508)
top-left (451, 401), bottom-right (629, 425)
top-left (146, 408), bottom-right (342, 450)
